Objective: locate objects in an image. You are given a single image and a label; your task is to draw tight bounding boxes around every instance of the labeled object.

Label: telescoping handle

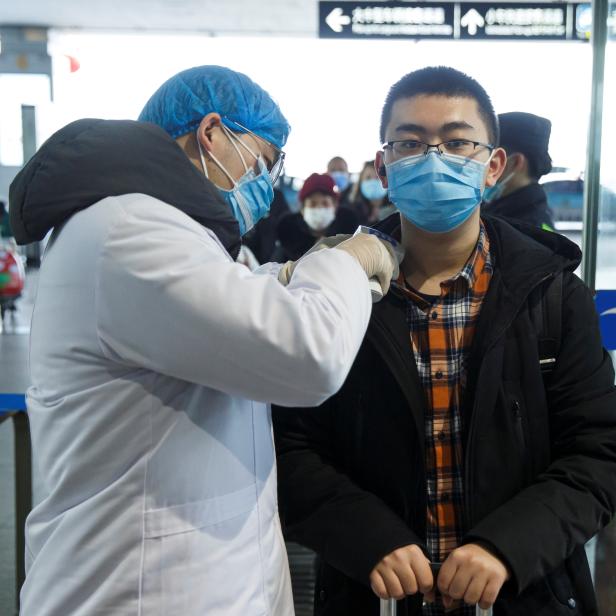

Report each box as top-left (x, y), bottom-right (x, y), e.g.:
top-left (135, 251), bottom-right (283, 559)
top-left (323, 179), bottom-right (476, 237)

top-left (379, 598), bottom-right (397, 616)
top-left (379, 598), bottom-right (493, 615)
top-left (378, 562), bottom-right (493, 615)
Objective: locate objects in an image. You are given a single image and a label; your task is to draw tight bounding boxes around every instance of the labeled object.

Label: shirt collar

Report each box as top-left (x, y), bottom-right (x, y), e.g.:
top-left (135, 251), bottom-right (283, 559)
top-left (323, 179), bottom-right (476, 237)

top-left (394, 220), bottom-right (491, 300)
top-left (456, 220), bottom-right (490, 290)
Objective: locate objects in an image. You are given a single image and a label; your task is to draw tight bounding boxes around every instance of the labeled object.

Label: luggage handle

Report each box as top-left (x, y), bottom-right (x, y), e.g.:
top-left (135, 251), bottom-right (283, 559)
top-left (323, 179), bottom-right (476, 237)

top-left (379, 598), bottom-right (493, 615)
top-left (379, 564), bottom-right (493, 615)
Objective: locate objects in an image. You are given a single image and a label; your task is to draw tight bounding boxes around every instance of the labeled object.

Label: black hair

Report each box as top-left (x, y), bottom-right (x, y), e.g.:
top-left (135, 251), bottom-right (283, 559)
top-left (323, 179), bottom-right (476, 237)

top-left (379, 66), bottom-right (499, 146)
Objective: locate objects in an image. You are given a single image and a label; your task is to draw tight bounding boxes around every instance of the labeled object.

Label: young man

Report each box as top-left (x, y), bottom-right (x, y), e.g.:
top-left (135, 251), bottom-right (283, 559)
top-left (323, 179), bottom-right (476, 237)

top-left (273, 67), bottom-right (616, 615)
top-left (483, 112), bottom-right (555, 230)
top-left (10, 65), bottom-right (396, 615)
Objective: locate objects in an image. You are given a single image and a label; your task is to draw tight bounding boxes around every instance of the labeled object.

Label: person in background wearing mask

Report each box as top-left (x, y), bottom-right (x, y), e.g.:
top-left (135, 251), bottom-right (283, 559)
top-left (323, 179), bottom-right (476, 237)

top-left (274, 66), bottom-right (616, 615)
top-left (347, 159), bottom-right (395, 225)
top-left (482, 112), bottom-right (555, 230)
top-left (327, 155), bottom-right (351, 193)
top-left (274, 172), bottom-right (359, 262)
top-left (10, 65), bottom-right (398, 616)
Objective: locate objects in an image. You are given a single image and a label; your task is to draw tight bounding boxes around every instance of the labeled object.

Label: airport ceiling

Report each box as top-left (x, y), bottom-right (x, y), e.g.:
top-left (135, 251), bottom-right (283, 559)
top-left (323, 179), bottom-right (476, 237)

top-left (0, 0), bottom-right (314, 36)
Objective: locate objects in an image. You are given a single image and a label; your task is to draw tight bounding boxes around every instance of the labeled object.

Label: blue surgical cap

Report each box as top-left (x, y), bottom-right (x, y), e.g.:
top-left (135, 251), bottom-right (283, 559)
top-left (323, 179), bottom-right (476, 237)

top-left (138, 65), bottom-right (290, 149)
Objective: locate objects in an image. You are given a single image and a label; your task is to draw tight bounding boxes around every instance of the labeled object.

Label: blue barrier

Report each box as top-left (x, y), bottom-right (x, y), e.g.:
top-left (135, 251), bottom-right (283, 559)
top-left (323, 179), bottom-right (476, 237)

top-left (0, 394), bottom-right (27, 412)
top-left (0, 395), bottom-right (30, 613)
top-left (596, 290), bottom-right (616, 351)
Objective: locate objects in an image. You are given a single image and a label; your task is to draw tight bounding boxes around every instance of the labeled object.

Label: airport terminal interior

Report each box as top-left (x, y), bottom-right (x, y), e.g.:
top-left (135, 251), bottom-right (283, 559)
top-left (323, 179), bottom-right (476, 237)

top-left (1, 0), bottom-right (616, 614)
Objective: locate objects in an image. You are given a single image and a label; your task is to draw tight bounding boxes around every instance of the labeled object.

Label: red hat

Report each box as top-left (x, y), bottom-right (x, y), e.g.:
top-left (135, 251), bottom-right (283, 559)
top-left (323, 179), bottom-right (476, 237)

top-left (298, 173), bottom-right (339, 203)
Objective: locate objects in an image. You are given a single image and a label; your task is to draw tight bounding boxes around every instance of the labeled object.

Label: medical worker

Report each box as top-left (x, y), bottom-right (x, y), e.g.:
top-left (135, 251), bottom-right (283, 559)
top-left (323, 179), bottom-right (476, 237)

top-left (9, 65), bottom-right (397, 615)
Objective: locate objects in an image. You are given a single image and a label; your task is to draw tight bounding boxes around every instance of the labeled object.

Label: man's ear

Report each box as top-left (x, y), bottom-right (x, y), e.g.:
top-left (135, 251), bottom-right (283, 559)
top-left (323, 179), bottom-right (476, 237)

top-left (375, 151), bottom-right (388, 188)
top-left (484, 147), bottom-right (507, 188)
top-left (196, 113), bottom-right (223, 153)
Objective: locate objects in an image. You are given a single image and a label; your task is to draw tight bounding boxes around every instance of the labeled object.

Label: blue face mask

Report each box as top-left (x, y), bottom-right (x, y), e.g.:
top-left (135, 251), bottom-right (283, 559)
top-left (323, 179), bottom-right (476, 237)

top-left (217, 158), bottom-right (273, 235)
top-left (386, 152), bottom-right (490, 233)
top-left (360, 178), bottom-right (387, 201)
top-left (198, 127), bottom-right (274, 236)
top-left (330, 171), bottom-right (350, 192)
top-left (483, 170), bottom-right (515, 204)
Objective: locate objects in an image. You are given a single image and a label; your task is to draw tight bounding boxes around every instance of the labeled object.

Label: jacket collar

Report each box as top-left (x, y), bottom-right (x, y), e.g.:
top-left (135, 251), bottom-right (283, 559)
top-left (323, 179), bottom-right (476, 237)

top-left (481, 183), bottom-right (553, 229)
top-left (376, 212), bottom-right (580, 305)
top-left (366, 214), bottom-right (581, 434)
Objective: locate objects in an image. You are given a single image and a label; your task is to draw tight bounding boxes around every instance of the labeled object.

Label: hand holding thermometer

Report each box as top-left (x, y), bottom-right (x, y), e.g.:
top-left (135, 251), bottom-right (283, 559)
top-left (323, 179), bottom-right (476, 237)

top-left (352, 226), bottom-right (404, 302)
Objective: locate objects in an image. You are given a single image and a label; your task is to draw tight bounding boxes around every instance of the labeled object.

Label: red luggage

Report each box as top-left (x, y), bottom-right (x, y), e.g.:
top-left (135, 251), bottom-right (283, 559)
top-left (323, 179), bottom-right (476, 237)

top-left (0, 243), bottom-right (25, 322)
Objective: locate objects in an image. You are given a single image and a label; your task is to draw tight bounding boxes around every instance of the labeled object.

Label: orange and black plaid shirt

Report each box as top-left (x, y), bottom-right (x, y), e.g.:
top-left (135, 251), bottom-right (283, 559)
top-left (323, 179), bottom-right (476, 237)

top-left (395, 223), bottom-right (493, 583)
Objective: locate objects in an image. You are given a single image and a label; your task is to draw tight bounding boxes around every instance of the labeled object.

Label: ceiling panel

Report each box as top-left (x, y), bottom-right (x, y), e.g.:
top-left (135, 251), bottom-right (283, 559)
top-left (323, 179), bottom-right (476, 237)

top-left (0, 0), bottom-right (315, 35)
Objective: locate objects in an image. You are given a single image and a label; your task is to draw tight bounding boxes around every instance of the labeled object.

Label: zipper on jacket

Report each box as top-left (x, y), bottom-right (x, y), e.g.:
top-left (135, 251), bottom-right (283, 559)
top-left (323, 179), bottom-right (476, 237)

top-left (512, 398), bottom-right (527, 453)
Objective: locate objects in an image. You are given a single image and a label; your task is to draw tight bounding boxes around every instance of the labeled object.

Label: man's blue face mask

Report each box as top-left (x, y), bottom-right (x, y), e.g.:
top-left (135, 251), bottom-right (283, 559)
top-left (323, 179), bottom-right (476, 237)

top-left (329, 171), bottom-right (350, 192)
top-left (483, 169), bottom-right (515, 204)
top-left (385, 151), bottom-right (492, 233)
top-left (198, 125), bottom-right (274, 236)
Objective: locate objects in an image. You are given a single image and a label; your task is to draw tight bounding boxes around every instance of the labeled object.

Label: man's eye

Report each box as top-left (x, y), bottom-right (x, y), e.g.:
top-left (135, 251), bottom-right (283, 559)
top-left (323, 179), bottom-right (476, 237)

top-left (446, 140), bottom-right (471, 149)
top-left (400, 141), bottom-right (422, 150)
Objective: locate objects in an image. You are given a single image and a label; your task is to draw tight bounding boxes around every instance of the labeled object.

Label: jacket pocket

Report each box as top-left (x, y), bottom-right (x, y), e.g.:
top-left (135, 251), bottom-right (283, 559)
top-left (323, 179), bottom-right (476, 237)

top-left (498, 572), bottom-right (582, 615)
top-left (140, 485), bottom-right (267, 616)
top-left (545, 565), bottom-right (582, 613)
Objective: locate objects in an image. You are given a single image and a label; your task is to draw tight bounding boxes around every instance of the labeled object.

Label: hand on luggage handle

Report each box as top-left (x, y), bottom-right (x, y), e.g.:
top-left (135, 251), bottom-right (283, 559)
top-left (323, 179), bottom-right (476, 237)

top-left (378, 563), bottom-right (493, 616)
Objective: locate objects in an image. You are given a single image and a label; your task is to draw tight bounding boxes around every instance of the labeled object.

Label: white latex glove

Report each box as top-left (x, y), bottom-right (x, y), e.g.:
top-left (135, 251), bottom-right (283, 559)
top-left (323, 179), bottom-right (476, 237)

top-left (334, 234), bottom-right (399, 297)
top-left (278, 234), bottom-right (352, 285)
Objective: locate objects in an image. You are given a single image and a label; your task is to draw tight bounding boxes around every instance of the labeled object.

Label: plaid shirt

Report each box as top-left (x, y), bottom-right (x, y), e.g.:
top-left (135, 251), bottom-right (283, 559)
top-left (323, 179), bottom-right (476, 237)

top-left (395, 223), bottom-right (492, 615)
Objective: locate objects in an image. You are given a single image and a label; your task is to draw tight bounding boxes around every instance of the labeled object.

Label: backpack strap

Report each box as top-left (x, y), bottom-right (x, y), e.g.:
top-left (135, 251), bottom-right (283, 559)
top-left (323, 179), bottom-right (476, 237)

top-left (530, 272), bottom-right (563, 376)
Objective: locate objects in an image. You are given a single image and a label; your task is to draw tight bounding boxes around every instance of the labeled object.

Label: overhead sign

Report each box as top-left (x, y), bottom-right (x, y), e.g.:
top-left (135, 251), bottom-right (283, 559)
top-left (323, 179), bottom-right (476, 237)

top-left (318, 2), bottom-right (607, 41)
top-left (458, 3), bottom-right (569, 40)
top-left (596, 290), bottom-right (616, 351)
top-left (574, 3), bottom-right (616, 40)
top-left (322, 2), bottom-right (456, 38)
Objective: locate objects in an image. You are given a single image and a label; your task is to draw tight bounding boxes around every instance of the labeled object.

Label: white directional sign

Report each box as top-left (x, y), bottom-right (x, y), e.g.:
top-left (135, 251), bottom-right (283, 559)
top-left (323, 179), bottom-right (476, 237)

top-left (325, 7), bottom-right (352, 33)
top-left (318, 2), bottom-right (596, 41)
top-left (319, 2), bottom-right (456, 39)
top-left (459, 3), bottom-right (568, 39)
top-left (460, 8), bottom-right (485, 36)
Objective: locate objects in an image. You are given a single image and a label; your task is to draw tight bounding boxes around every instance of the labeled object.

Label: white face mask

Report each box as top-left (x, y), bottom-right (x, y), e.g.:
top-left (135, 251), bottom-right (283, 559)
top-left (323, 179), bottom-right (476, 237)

top-left (303, 206), bottom-right (336, 231)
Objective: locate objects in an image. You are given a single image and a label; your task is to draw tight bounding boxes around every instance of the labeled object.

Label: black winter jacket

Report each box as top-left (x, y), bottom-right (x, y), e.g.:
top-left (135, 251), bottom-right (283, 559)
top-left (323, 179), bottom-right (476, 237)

top-left (273, 207), bottom-right (360, 262)
top-left (482, 183), bottom-right (555, 230)
top-left (273, 215), bottom-right (616, 616)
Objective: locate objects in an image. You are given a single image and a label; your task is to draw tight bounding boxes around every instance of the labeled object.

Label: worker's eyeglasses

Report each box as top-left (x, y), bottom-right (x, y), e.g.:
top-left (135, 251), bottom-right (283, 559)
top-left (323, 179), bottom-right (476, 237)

top-left (226, 119), bottom-right (286, 185)
top-left (382, 138), bottom-right (494, 160)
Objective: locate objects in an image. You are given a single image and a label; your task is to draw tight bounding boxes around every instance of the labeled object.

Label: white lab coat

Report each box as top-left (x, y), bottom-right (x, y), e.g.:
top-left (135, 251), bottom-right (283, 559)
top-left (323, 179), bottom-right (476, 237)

top-left (21, 194), bottom-right (372, 615)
